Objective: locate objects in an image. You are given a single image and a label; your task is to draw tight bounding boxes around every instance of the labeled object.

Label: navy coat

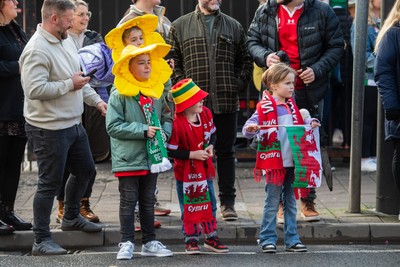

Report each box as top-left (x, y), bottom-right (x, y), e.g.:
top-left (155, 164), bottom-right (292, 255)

top-left (375, 23), bottom-right (400, 140)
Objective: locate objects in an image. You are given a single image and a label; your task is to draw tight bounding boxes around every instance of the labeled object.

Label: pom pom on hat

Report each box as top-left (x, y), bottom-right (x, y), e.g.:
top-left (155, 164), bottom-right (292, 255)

top-left (171, 79), bottom-right (208, 113)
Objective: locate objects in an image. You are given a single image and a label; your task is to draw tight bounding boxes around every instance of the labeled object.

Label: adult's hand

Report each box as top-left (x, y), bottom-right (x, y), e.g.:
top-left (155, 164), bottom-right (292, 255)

top-left (71, 72), bottom-right (90, 90)
top-left (96, 101), bottom-right (107, 117)
top-left (385, 109), bottom-right (400, 121)
top-left (266, 53), bottom-right (281, 67)
top-left (298, 67), bottom-right (315, 85)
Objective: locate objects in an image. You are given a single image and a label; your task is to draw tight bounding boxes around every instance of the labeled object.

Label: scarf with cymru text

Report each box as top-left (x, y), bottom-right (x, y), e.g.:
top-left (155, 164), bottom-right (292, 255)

top-left (174, 111), bottom-right (217, 236)
top-left (286, 125), bottom-right (322, 188)
top-left (254, 92), bottom-right (303, 185)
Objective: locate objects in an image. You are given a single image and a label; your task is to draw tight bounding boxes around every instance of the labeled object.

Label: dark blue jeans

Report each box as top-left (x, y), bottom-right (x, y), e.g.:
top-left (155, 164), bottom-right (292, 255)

top-left (213, 112), bottom-right (237, 206)
top-left (118, 174), bottom-right (157, 244)
top-left (25, 123), bottom-right (96, 242)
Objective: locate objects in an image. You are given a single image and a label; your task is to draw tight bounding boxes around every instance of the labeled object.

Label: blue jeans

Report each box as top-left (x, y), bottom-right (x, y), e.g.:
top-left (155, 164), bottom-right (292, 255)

top-left (118, 173), bottom-right (157, 244)
top-left (176, 178), bottom-right (217, 241)
top-left (25, 123), bottom-right (96, 242)
top-left (259, 168), bottom-right (301, 248)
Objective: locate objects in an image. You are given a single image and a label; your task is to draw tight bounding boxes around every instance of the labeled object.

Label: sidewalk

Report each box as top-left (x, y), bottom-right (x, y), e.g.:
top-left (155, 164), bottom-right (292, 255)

top-left (1, 159), bottom-right (399, 251)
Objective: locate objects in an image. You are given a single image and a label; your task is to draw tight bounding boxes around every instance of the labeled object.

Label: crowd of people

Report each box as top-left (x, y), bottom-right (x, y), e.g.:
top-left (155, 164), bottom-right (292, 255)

top-left (1, 0), bottom-right (399, 260)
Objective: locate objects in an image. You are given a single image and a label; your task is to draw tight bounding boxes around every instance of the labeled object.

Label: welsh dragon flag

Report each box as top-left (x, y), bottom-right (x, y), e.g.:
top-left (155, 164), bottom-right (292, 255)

top-left (286, 125), bottom-right (322, 188)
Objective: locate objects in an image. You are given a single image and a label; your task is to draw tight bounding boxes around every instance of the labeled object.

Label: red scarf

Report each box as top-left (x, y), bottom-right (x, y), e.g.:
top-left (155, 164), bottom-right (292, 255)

top-left (254, 92), bottom-right (303, 185)
top-left (174, 108), bottom-right (216, 236)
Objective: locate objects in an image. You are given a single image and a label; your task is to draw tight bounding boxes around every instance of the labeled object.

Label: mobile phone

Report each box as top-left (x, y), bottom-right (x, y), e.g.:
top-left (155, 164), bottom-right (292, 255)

top-left (164, 49), bottom-right (175, 60)
top-left (82, 68), bottom-right (97, 77)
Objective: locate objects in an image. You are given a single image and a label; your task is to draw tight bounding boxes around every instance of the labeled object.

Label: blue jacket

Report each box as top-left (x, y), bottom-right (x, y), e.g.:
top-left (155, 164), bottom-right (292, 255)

top-left (374, 23), bottom-right (400, 140)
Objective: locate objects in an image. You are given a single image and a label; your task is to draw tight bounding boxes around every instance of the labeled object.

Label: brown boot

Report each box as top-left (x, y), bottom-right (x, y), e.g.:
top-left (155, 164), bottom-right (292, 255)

top-left (300, 200), bottom-right (320, 222)
top-left (80, 198), bottom-right (99, 223)
top-left (56, 200), bottom-right (64, 223)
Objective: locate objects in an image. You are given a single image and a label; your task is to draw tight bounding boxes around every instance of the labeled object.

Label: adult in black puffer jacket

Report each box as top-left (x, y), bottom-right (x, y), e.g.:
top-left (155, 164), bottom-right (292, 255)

top-left (247, 0), bottom-right (344, 108)
top-left (247, 0), bottom-right (344, 222)
top-left (0, 0), bottom-right (32, 234)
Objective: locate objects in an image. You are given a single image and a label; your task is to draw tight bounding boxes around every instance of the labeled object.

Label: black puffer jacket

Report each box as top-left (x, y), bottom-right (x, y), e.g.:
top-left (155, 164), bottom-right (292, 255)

top-left (247, 0), bottom-right (344, 102)
top-left (0, 21), bottom-right (28, 122)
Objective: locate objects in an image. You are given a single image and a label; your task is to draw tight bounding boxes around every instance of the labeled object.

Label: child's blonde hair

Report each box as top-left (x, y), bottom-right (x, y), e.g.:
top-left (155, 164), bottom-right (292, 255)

top-left (261, 63), bottom-right (296, 93)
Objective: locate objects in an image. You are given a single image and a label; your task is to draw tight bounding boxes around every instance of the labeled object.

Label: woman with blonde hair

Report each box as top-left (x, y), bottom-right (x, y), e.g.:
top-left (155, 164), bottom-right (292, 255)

top-left (374, 0), bottom-right (400, 220)
top-left (351, 0), bottom-right (381, 172)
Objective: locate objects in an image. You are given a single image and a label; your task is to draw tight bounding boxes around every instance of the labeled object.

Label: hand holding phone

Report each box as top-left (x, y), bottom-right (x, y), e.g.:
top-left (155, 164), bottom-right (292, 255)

top-left (82, 68), bottom-right (97, 78)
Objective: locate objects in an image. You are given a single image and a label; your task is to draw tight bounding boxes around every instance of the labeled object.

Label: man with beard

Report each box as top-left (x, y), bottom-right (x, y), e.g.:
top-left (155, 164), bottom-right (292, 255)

top-left (247, 0), bottom-right (344, 222)
top-left (19, 0), bottom-right (107, 255)
top-left (167, 0), bottom-right (253, 221)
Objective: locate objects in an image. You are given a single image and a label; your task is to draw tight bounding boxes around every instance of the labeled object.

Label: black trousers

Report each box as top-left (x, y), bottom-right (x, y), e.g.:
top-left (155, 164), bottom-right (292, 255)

top-left (213, 112), bottom-right (238, 206)
top-left (0, 136), bottom-right (27, 202)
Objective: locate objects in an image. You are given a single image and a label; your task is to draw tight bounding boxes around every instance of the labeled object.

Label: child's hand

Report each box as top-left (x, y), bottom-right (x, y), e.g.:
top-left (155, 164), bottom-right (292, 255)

top-left (166, 59), bottom-right (175, 70)
top-left (246, 124), bottom-right (260, 133)
top-left (147, 126), bottom-right (161, 138)
top-left (311, 120), bottom-right (321, 129)
top-left (189, 150), bottom-right (210, 161)
top-left (204, 145), bottom-right (214, 158)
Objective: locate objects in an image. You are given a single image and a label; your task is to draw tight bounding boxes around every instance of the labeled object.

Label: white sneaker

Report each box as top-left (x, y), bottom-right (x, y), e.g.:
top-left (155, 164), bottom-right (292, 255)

top-left (361, 158), bottom-right (377, 172)
top-left (332, 128), bottom-right (343, 146)
top-left (116, 241), bottom-right (134, 260)
top-left (141, 240), bottom-right (173, 257)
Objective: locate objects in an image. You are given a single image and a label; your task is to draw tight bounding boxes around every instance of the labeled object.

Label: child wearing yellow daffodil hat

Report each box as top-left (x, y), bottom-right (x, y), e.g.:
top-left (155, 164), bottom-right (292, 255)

top-left (106, 43), bottom-right (174, 259)
top-left (105, 14), bottom-right (165, 62)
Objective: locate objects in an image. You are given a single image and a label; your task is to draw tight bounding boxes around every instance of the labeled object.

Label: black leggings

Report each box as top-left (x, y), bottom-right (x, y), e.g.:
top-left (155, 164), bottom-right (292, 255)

top-left (0, 136), bottom-right (27, 202)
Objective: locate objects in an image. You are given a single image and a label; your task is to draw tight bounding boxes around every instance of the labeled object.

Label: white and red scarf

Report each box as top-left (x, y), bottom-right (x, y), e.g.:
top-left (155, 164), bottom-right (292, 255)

top-left (254, 92), bottom-right (303, 185)
top-left (173, 109), bottom-right (217, 236)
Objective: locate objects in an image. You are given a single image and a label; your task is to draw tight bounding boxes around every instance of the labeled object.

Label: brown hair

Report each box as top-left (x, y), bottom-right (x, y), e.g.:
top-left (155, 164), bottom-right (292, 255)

top-left (122, 26), bottom-right (142, 45)
top-left (261, 63), bottom-right (296, 92)
top-left (41, 0), bottom-right (76, 21)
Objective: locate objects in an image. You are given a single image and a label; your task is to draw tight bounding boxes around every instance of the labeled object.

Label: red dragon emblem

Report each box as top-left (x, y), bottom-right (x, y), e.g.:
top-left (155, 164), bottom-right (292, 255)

top-left (185, 184), bottom-right (209, 203)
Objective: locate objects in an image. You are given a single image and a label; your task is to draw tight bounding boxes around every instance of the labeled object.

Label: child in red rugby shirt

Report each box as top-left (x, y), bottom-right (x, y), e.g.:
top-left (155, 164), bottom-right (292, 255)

top-left (167, 78), bottom-right (228, 255)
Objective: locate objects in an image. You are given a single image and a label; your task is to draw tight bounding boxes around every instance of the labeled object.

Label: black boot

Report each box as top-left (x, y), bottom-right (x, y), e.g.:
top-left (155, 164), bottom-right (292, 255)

top-left (0, 219), bottom-right (14, 236)
top-left (0, 202), bottom-right (32, 231)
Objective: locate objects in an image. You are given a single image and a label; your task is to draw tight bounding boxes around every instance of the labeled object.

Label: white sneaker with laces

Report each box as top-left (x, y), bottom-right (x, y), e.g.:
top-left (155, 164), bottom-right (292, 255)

top-left (141, 240), bottom-right (173, 257)
top-left (361, 158), bottom-right (377, 172)
top-left (116, 241), bottom-right (134, 260)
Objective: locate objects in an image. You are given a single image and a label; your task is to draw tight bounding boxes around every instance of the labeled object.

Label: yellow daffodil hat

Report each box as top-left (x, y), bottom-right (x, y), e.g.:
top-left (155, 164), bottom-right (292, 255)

top-left (105, 14), bottom-right (165, 62)
top-left (112, 43), bottom-right (172, 99)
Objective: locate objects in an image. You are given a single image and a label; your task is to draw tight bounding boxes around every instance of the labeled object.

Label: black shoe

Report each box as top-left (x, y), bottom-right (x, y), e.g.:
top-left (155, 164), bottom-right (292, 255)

top-left (0, 220), bottom-right (14, 236)
top-left (286, 243), bottom-right (307, 252)
top-left (2, 211), bottom-right (32, 230)
top-left (61, 215), bottom-right (102, 232)
top-left (262, 244), bottom-right (276, 253)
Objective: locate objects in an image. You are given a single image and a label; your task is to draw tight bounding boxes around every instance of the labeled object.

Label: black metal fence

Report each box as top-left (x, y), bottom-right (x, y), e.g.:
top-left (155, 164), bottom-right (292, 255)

top-left (19, 1), bottom-right (260, 38)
